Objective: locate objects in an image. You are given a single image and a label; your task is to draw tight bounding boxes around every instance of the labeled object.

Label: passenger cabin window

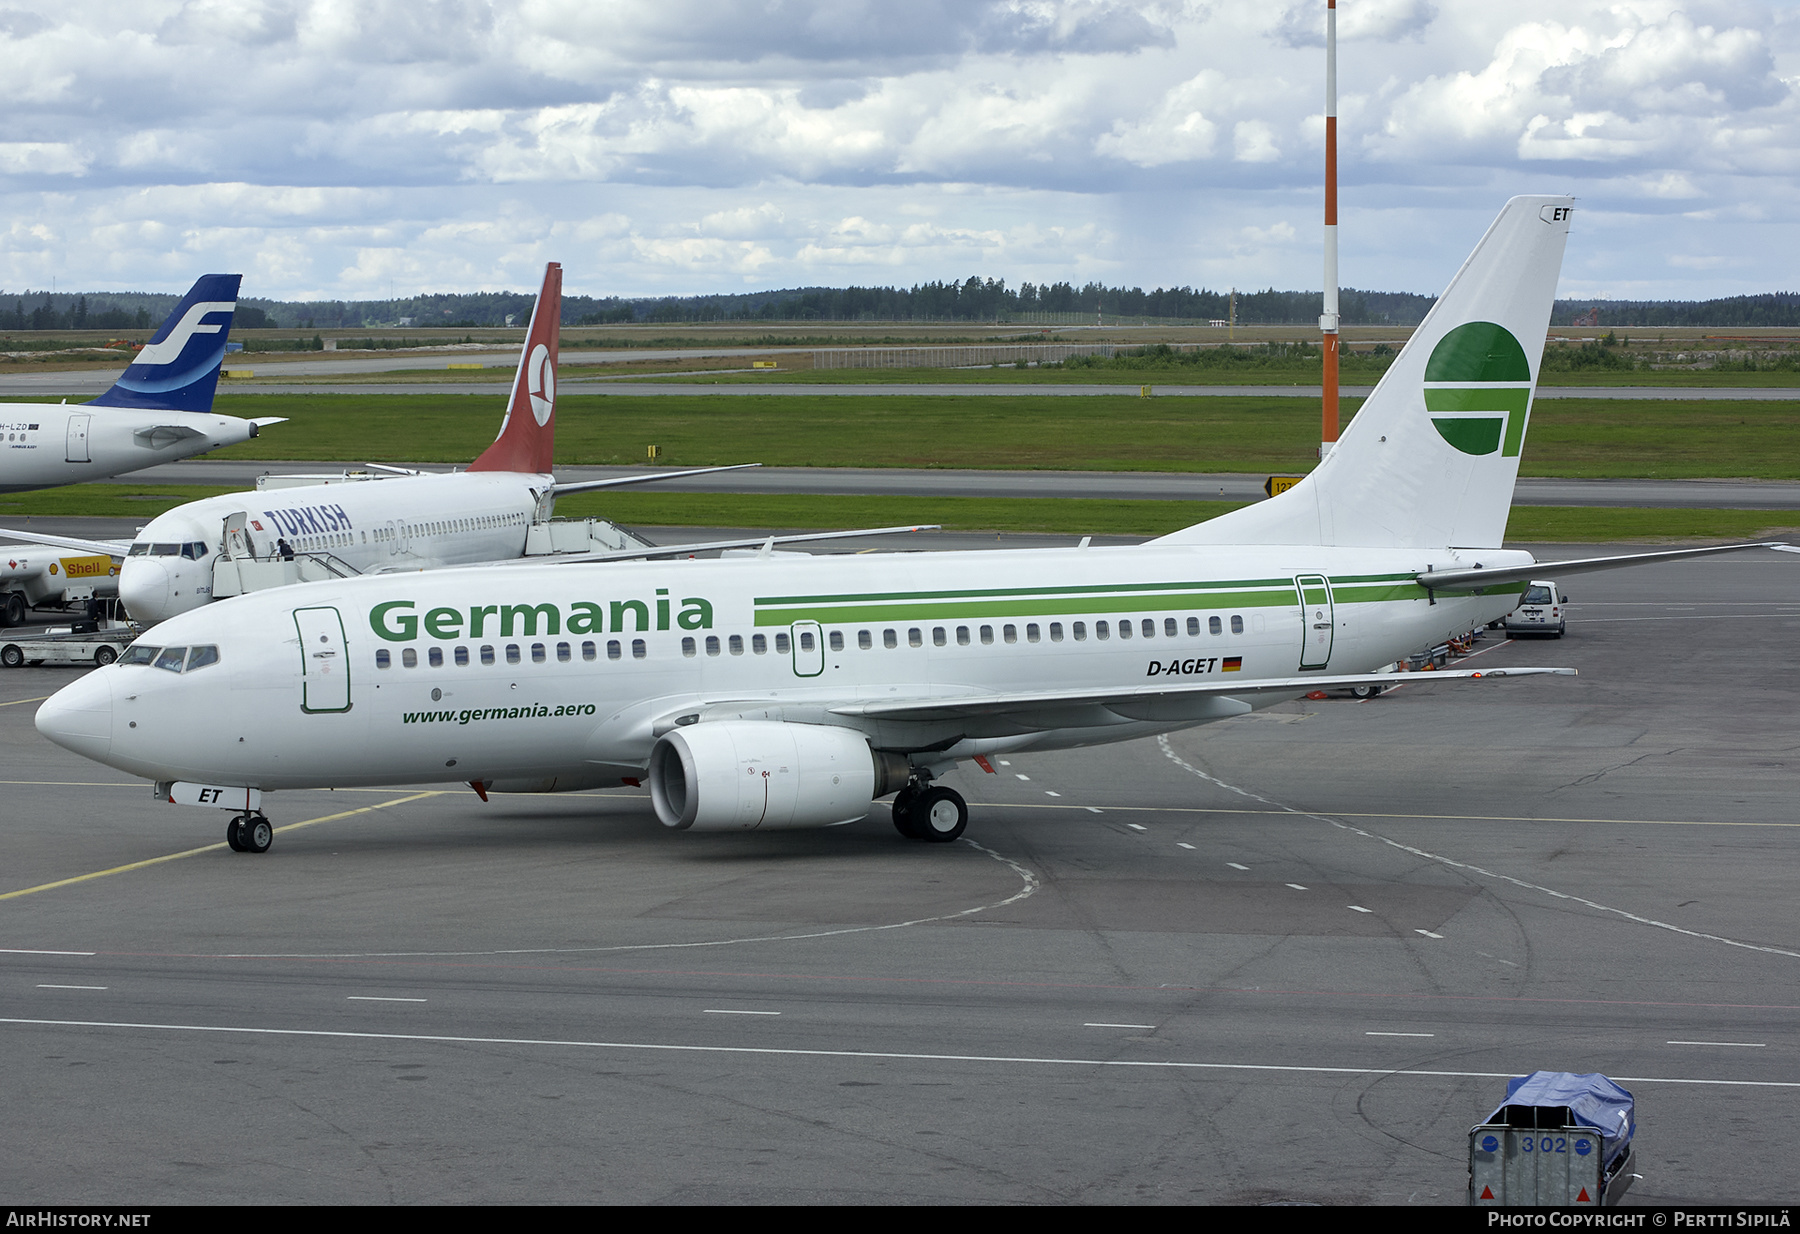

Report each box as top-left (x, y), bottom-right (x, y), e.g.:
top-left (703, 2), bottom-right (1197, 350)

top-left (1003, 624), bottom-right (1017, 644)
top-left (531, 643), bottom-right (546, 663)
top-left (799, 631), bottom-right (815, 652)
top-left (1049, 623), bottom-right (1063, 642)
top-left (557, 642), bottom-right (572, 662)
top-left (908, 628), bottom-right (922, 648)
top-left (375, 649), bottom-right (391, 669)
top-left (956, 626), bottom-right (970, 646)
top-left (1187, 617), bottom-right (1200, 636)
top-left (882, 629), bottom-right (896, 649)
top-left (1118, 620), bottom-right (1131, 640)
top-left (1209, 616), bottom-right (1222, 635)
top-left (933, 627), bottom-right (946, 647)
top-left (506, 644), bottom-right (521, 664)
top-left (682, 637), bottom-right (697, 657)
top-left (979, 625), bottom-right (993, 645)
top-left (775, 633), bottom-right (791, 654)
top-left (402, 648), bottom-right (417, 668)
top-left (481, 645), bottom-right (496, 665)
top-left (729, 635), bottom-right (744, 655)
top-left (582, 641), bottom-right (596, 661)
top-left (1096, 621), bottom-right (1110, 640)
top-left (608, 640), bottom-right (622, 660)
top-left (1026, 623), bottom-right (1040, 643)
top-left (1144, 619), bottom-right (1156, 638)
top-left (1072, 622), bottom-right (1086, 641)
top-left (752, 634), bottom-right (767, 655)
top-left (1231, 615), bottom-right (1244, 634)
top-left (706, 636), bottom-right (721, 656)
top-left (428, 647), bottom-right (443, 667)
top-left (858, 630), bottom-right (872, 650)
top-left (828, 631), bottom-right (843, 652)
top-left (456, 646), bottom-right (470, 666)
top-left (632, 639), bottom-right (647, 659)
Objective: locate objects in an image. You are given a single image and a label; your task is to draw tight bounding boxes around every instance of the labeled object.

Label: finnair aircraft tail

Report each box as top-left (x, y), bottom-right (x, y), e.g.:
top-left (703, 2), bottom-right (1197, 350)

top-left (1159, 195), bottom-right (1574, 551)
top-left (468, 262), bottom-right (561, 475)
top-left (88, 274), bottom-right (243, 414)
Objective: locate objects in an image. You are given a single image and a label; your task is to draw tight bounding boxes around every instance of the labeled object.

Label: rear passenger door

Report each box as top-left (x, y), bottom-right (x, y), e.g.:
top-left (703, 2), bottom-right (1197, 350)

top-left (1295, 574), bottom-right (1334, 671)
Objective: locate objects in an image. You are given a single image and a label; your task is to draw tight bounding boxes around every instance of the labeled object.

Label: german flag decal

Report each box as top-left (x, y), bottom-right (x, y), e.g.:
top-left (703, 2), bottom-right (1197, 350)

top-left (1223, 657), bottom-right (1242, 672)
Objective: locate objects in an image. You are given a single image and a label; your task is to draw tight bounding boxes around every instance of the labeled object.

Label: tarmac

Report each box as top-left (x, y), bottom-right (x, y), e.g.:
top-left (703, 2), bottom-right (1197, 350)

top-left (2, 539), bottom-right (1797, 1203)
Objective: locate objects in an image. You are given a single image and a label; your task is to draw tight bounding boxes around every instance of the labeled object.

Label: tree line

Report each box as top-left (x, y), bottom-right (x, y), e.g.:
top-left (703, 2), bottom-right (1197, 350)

top-left (5, 282), bottom-right (1800, 331)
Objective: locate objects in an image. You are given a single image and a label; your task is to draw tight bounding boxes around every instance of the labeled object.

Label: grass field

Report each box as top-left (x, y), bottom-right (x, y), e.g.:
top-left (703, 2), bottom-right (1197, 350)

top-left (633, 365), bottom-right (1800, 388)
top-left (186, 392), bottom-right (1800, 480)
top-left (4, 483), bottom-right (1793, 543)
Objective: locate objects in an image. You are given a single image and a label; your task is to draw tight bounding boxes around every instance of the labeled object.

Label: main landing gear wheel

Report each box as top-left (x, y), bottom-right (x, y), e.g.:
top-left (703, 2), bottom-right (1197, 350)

top-left (905, 786), bottom-right (968, 843)
top-left (228, 814), bottom-right (273, 854)
top-left (891, 786), bottom-right (922, 839)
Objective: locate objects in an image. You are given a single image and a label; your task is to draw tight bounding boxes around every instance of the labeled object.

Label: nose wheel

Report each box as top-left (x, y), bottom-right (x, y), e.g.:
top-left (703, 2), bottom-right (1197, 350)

top-left (227, 813), bottom-right (273, 854)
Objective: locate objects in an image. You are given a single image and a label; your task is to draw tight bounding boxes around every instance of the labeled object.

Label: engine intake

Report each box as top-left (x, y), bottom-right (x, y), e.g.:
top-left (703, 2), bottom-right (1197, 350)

top-left (648, 721), bottom-right (905, 831)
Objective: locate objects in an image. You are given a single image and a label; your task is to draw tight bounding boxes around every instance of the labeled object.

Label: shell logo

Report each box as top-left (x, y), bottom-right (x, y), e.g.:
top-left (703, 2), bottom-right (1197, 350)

top-left (1422, 321), bottom-right (1533, 457)
top-left (47, 563), bottom-right (58, 575)
top-left (527, 343), bottom-right (555, 427)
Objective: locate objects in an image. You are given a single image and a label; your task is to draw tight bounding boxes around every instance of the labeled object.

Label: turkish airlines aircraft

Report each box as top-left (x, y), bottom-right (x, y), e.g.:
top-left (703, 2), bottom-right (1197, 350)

top-left (0, 274), bottom-right (282, 494)
top-left (4, 264), bottom-right (912, 624)
top-left (34, 198), bottom-right (1786, 854)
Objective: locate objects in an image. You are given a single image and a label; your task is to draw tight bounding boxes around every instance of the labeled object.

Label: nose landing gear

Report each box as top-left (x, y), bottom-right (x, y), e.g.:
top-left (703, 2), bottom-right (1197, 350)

top-left (226, 813), bottom-right (273, 854)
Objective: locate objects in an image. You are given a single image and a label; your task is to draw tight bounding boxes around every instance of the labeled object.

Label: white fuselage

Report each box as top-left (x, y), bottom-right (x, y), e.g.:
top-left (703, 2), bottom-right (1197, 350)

top-left (42, 540), bottom-right (1534, 792)
top-left (119, 471), bottom-right (548, 622)
top-left (0, 401), bottom-right (265, 494)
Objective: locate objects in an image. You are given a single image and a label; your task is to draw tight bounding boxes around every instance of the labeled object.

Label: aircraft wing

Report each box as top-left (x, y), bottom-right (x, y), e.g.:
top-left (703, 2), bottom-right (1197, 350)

top-left (0, 527), bottom-right (131, 558)
top-left (1419, 541), bottom-right (1789, 591)
top-left (549, 463), bottom-right (761, 496)
top-left (827, 666), bottom-right (1575, 724)
top-left (499, 524), bottom-right (942, 565)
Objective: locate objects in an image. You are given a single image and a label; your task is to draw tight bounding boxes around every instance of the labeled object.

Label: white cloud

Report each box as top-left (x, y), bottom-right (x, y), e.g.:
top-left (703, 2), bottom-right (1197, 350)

top-left (0, 1), bottom-right (1794, 300)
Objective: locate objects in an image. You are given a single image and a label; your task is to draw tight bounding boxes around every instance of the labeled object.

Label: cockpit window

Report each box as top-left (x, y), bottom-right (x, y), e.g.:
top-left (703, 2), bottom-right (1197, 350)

top-left (150, 543), bottom-right (182, 557)
top-left (152, 646), bottom-right (188, 672)
top-left (1521, 585), bottom-right (1553, 605)
top-left (186, 645), bottom-right (220, 672)
top-left (127, 543), bottom-right (149, 557)
top-left (181, 542), bottom-right (207, 560)
top-left (119, 644), bottom-right (158, 666)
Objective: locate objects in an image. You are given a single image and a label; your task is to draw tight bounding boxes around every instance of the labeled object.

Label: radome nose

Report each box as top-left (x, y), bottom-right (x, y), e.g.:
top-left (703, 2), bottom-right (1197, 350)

top-left (118, 560), bottom-right (171, 622)
top-left (36, 669), bottom-right (113, 762)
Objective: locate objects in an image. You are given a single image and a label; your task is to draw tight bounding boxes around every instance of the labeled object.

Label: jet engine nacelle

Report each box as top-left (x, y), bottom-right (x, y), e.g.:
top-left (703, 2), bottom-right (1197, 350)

top-left (648, 720), bottom-right (904, 832)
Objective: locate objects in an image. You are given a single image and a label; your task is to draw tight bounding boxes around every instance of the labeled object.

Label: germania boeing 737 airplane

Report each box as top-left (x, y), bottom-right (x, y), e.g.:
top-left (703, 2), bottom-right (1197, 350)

top-left (0, 274), bottom-right (282, 494)
top-left (33, 197), bottom-right (1787, 854)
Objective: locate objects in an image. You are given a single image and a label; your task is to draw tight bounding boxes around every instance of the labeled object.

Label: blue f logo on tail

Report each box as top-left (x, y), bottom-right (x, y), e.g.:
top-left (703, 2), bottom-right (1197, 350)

top-left (89, 273), bottom-right (243, 413)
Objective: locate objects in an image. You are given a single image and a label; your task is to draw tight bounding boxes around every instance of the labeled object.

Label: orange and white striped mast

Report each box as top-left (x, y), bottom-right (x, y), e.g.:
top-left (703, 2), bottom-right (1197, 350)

top-left (1320, 0), bottom-right (1340, 459)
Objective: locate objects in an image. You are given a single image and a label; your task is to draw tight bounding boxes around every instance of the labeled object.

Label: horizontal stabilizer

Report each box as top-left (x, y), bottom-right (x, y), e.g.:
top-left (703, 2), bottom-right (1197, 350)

top-left (0, 528), bottom-right (130, 557)
top-left (133, 424), bottom-right (209, 449)
top-left (550, 463), bottom-right (761, 497)
top-left (828, 666), bottom-right (1576, 723)
top-left (1418, 541), bottom-right (1788, 591)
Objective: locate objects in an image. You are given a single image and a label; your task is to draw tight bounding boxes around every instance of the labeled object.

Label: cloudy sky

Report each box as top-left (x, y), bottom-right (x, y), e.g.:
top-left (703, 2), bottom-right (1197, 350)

top-left (2, 0), bottom-right (1797, 302)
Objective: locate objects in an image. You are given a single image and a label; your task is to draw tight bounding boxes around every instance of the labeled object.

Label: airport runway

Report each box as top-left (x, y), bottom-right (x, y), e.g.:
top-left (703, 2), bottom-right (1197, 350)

top-left (78, 458), bottom-right (1800, 511)
top-left (5, 365), bottom-right (1799, 402)
top-left (2, 542), bottom-right (1798, 1203)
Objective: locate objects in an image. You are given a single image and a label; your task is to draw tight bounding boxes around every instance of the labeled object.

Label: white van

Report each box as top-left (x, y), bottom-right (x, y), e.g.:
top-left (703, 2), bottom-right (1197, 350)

top-left (1504, 580), bottom-right (1568, 637)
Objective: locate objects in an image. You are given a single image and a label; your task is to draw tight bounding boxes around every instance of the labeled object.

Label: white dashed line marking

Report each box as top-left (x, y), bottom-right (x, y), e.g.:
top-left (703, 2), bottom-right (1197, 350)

top-left (1177, 843), bottom-right (1196, 850)
top-left (1128, 824), bottom-right (1147, 832)
top-left (1348, 906), bottom-right (1371, 913)
top-left (1228, 863), bottom-right (1249, 871)
top-left (1015, 774), bottom-right (1030, 781)
top-left (1286, 883), bottom-right (1308, 891)
top-left (36, 985), bottom-right (106, 991)
top-left (4, 950), bottom-right (97, 956)
top-left (1045, 791), bottom-right (1061, 797)
top-left (1367, 1032), bottom-right (1435, 1038)
top-left (1668, 1040), bottom-right (1765, 1048)
top-left (347, 997), bottom-right (427, 1003)
top-left (1415, 929), bottom-right (1444, 939)
top-left (1086, 1023), bottom-right (1156, 1030)
top-left (704, 1009), bottom-right (781, 1016)
top-left (1085, 807), bottom-right (1103, 814)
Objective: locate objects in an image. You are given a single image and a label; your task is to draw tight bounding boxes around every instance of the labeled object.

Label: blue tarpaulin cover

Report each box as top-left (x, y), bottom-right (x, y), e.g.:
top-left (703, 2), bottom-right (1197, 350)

top-left (1486, 1071), bottom-right (1636, 1163)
